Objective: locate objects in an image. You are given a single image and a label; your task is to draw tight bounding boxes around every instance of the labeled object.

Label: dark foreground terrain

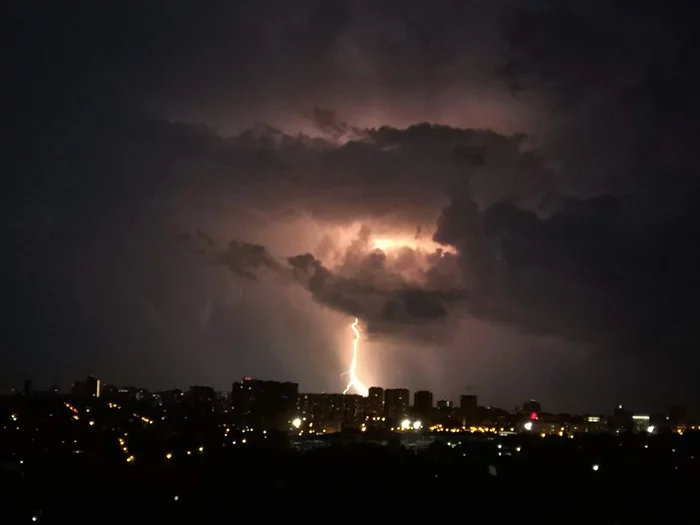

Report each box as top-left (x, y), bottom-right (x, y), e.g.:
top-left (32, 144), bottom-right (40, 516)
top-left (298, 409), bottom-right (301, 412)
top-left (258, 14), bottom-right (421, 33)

top-left (3, 434), bottom-right (700, 524)
top-left (3, 397), bottom-right (699, 524)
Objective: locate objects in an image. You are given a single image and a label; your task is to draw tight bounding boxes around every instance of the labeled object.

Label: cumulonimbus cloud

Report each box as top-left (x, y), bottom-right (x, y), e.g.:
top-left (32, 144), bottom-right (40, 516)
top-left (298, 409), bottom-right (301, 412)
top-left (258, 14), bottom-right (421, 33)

top-left (181, 119), bottom-right (700, 359)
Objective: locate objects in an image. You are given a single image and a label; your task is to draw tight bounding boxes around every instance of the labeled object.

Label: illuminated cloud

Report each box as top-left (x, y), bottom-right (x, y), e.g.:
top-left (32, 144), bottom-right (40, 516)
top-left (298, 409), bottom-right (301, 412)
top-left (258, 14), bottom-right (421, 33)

top-left (187, 223), bottom-right (465, 344)
top-left (180, 117), bottom-right (700, 364)
top-left (5, 0), bottom-right (700, 407)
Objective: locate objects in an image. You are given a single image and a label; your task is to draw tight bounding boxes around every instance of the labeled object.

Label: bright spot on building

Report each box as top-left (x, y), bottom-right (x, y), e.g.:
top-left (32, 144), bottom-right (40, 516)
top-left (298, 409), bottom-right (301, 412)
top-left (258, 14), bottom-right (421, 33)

top-left (174, 495), bottom-right (179, 502)
top-left (524, 421), bottom-right (533, 431)
top-left (400, 419), bottom-right (411, 430)
top-left (292, 417), bottom-right (302, 429)
top-left (592, 464), bottom-right (599, 471)
top-left (647, 425), bottom-right (655, 434)
top-left (412, 420), bottom-right (422, 430)
top-left (166, 452), bottom-right (172, 459)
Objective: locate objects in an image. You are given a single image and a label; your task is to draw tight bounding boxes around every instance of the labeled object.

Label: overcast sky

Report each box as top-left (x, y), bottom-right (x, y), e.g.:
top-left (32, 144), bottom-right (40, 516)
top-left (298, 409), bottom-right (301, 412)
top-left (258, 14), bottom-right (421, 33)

top-left (4, 0), bottom-right (700, 413)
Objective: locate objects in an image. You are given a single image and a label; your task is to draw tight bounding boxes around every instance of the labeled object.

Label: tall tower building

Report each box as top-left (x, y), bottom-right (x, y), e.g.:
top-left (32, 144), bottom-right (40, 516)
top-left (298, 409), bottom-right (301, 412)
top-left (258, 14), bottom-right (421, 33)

top-left (366, 387), bottom-right (384, 416)
top-left (460, 394), bottom-right (478, 423)
top-left (384, 388), bottom-right (410, 421)
top-left (414, 391), bottom-right (434, 416)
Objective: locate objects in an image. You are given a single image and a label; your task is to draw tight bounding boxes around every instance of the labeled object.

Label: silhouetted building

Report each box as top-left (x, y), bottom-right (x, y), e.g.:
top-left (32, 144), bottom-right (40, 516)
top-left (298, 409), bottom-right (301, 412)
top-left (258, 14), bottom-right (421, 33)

top-left (522, 399), bottom-right (541, 415)
top-left (460, 394), bottom-right (477, 410)
top-left (231, 377), bottom-right (298, 431)
top-left (668, 406), bottom-right (687, 426)
top-left (460, 394), bottom-right (478, 423)
top-left (154, 388), bottom-right (184, 408)
top-left (610, 404), bottom-right (633, 431)
top-left (187, 385), bottom-right (216, 414)
top-left (384, 388), bottom-right (410, 421)
top-left (414, 390), bottom-right (433, 411)
top-left (414, 391), bottom-right (433, 419)
top-left (297, 393), bottom-right (363, 432)
top-left (437, 400), bottom-right (453, 411)
top-left (367, 387), bottom-right (384, 416)
top-left (71, 375), bottom-right (101, 398)
top-left (103, 386), bottom-right (149, 403)
top-left (343, 394), bottom-right (364, 427)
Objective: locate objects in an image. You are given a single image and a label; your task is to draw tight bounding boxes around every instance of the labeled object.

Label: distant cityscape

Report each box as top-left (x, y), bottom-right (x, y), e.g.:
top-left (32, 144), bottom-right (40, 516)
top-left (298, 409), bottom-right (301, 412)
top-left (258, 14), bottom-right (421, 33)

top-left (4, 374), bottom-right (696, 438)
top-left (4, 373), bottom-right (700, 522)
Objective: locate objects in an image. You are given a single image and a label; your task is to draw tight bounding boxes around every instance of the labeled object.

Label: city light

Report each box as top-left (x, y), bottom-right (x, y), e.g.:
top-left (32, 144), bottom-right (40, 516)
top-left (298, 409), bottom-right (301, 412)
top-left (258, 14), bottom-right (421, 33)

top-left (524, 421), bottom-right (533, 431)
top-left (400, 419), bottom-right (411, 430)
top-left (292, 417), bottom-right (302, 429)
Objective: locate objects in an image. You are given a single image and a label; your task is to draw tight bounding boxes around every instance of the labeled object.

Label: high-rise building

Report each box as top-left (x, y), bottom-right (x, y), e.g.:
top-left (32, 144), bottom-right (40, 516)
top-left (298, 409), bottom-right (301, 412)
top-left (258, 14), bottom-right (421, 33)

top-left (297, 393), bottom-right (363, 432)
top-left (71, 375), bottom-right (101, 398)
top-left (384, 388), bottom-right (410, 421)
top-left (343, 394), bottom-right (364, 426)
top-left (460, 394), bottom-right (478, 423)
top-left (414, 391), bottom-right (433, 413)
top-left (186, 385), bottom-right (217, 414)
top-left (367, 387), bottom-right (384, 416)
top-left (460, 394), bottom-right (477, 411)
top-left (231, 377), bottom-right (298, 431)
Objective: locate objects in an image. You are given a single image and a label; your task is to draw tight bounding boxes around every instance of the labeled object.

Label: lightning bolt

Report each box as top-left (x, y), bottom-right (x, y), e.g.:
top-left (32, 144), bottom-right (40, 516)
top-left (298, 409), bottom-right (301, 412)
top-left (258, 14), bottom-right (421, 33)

top-left (343, 318), bottom-right (369, 397)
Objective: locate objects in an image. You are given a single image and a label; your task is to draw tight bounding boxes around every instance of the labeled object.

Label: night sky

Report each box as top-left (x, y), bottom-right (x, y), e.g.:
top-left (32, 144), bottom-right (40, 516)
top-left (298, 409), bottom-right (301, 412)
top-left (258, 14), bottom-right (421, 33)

top-left (4, 1), bottom-right (700, 413)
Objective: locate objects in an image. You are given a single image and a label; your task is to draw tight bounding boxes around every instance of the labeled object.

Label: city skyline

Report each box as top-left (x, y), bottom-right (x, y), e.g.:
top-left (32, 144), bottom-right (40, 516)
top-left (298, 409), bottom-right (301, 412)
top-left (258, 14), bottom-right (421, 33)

top-left (5, 372), bottom-right (693, 419)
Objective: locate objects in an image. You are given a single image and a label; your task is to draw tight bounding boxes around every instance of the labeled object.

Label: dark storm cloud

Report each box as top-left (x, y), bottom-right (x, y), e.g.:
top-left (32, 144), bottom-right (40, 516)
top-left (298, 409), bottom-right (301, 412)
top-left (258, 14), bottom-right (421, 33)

top-left (6, 0), bottom-right (528, 135)
top-left (186, 228), bottom-right (464, 343)
top-left (434, 189), bottom-right (700, 357)
top-left (178, 113), bottom-right (700, 370)
top-left (485, 1), bottom-right (700, 374)
top-left (186, 121), bottom-right (548, 228)
top-left (4, 88), bottom-right (546, 386)
top-left (5, 0), bottom-right (700, 406)
top-left (499, 1), bottom-right (700, 194)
